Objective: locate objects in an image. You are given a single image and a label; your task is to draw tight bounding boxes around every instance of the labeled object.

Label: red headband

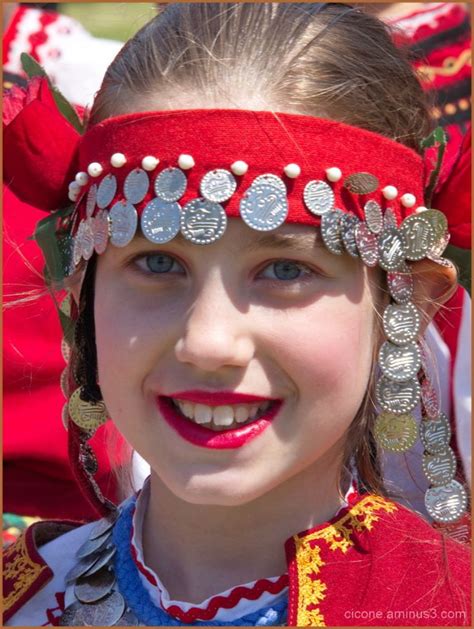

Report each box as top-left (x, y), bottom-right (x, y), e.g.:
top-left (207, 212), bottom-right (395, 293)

top-left (4, 78), bottom-right (425, 227)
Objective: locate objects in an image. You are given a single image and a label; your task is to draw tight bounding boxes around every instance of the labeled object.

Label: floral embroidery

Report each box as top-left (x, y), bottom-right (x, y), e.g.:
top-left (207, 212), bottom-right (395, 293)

top-left (3, 532), bottom-right (49, 614)
top-left (294, 495), bottom-right (397, 626)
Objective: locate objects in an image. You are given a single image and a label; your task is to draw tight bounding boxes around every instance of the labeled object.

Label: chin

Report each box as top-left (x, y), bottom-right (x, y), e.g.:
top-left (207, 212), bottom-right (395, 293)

top-left (162, 468), bottom-right (274, 507)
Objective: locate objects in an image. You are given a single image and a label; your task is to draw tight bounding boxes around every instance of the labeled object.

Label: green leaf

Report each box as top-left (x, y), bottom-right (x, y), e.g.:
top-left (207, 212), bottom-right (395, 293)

top-left (20, 53), bottom-right (84, 134)
top-left (33, 205), bottom-right (74, 285)
top-left (20, 52), bottom-right (47, 79)
top-left (420, 127), bottom-right (447, 206)
top-left (51, 87), bottom-right (84, 134)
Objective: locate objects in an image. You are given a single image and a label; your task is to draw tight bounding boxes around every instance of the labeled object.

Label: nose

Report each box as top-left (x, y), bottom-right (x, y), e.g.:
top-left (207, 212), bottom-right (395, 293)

top-left (174, 274), bottom-right (255, 372)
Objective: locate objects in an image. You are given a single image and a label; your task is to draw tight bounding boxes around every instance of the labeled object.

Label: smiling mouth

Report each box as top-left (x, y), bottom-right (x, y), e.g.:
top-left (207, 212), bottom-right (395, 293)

top-left (168, 397), bottom-right (276, 432)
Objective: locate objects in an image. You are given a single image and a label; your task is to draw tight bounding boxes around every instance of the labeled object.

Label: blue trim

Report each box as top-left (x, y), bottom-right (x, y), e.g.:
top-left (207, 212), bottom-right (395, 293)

top-left (113, 498), bottom-right (288, 626)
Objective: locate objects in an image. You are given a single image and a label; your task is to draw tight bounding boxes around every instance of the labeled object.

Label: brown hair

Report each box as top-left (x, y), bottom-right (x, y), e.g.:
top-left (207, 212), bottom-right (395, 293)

top-left (85, 2), bottom-right (437, 498)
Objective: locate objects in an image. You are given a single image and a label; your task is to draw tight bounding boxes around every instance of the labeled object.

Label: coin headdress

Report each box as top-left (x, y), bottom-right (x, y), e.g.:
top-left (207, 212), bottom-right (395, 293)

top-left (3, 75), bottom-right (469, 529)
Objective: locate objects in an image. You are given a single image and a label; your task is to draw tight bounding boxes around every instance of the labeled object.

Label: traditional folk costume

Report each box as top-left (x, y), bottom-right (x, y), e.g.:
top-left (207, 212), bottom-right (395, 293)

top-left (3, 3), bottom-right (471, 531)
top-left (3, 69), bottom-right (471, 625)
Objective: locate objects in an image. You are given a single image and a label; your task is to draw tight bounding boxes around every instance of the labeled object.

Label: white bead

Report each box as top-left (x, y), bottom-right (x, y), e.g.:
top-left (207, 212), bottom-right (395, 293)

top-left (75, 171), bottom-right (89, 186)
top-left (68, 189), bottom-right (79, 202)
top-left (68, 181), bottom-right (81, 193)
top-left (284, 163), bottom-right (301, 179)
top-left (230, 160), bottom-right (248, 176)
top-left (401, 193), bottom-right (416, 208)
top-left (87, 162), bottom-right (103, 177)
top-left (382, 185), bottom-right (398, 200)
top-left (415, 205), bottom-right (428, 213)
top-left (142, 155), bottom-right (159, 171)
top-left (110, 153), bottom-right (126, 168)
top-left (325, 167), bottom-right (342, 182)
top-left (178, 154), bottom-right (195, 170)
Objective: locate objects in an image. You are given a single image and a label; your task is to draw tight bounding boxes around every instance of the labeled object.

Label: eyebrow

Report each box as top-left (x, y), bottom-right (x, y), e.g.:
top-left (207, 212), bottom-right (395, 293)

top-left (242, 231), bottom-right (326, 253)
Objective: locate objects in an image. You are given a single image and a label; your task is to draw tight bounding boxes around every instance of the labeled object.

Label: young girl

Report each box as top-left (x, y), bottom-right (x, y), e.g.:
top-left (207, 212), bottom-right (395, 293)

top-left (3, 3), bottom-right (471, 626)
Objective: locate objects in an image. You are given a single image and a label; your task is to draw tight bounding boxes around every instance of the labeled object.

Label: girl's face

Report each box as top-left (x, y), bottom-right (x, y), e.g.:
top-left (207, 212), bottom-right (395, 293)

top-left (95, 219), bottom-right (377, 506)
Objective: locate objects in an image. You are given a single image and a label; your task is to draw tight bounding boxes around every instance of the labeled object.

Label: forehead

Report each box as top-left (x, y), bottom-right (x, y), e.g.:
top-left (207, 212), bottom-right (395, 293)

top-left (133, 217), bottom-right (328, 256)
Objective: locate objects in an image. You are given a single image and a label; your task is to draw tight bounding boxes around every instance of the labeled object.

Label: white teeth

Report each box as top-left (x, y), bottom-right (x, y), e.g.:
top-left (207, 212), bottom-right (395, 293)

top-left (249, 404), bottom-right (260, 419)
top-left (194, 404), bottom-right (212, 424)
top-left (181, 402), bottom-right (194, 419)
top-left (213, 406), bottom-right (234, 426)
top-left (235, 405), bottom-right (250, 423)
top-left (173, 399), bottom-right (272, 428)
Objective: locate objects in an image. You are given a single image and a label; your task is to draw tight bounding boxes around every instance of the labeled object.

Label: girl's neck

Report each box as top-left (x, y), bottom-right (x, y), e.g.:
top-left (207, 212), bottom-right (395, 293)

top-left (142, 451), bottom-right (350, 604)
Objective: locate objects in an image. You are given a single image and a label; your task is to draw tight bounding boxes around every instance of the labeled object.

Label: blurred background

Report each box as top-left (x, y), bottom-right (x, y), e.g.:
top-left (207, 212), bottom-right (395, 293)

top-left (61, 2), bottom-right (156, 40)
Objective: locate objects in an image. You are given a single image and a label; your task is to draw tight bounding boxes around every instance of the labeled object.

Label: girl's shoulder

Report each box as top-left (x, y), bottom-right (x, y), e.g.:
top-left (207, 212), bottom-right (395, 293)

top-left (3, 517), bottom-right (97, 626)
top-left (288, 493), bottom-right (471, 626)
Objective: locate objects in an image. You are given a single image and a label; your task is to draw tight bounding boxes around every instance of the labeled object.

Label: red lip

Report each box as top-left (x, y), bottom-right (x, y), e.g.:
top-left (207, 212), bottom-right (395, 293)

top-left (157, 396), bottom-right (282, 449)
top-left (166, 390), bottom-right (276, 405)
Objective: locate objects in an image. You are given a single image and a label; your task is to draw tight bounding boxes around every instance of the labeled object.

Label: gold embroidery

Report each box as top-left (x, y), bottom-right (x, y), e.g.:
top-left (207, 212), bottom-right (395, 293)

top-left (418, 49), bottom-right (472, 82)
top-left (3, 531), bottom-right (46, 613)
top-left (294, 495), bottom-right (398, 626)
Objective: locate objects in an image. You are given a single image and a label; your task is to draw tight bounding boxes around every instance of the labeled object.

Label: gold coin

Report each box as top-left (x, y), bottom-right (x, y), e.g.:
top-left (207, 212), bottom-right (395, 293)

top-left (68, 387), bottom-right (107, 432)
top-left (343, 172), bottom-right (379, 195)
top-left (61, 403), bottom-right (70, 430)
top-left (60, 367), bottom-right (70, 398)
top-left (59, 293), bottom-right (72, 318)
top-left (374, 411), bottom-right (418, 452)
top-left (61, 337), bottom-right (71, 362)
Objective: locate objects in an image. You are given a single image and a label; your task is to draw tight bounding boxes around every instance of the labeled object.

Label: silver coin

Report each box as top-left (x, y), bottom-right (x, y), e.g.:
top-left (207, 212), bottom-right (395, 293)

top-left (428, 231), bottom-right (450, 259)
top-left (355, 223), bottom-right (379, 266)
top-left (154, 167), bottom-right (187, 202)
top-left (180, 198), bottom-right (227, 244)
top-left (375, 376), bottom-right (420, 414)
top-left (76, 531), bottom-right (113, 560)
top-left (378, 340), bottom-right (421, 382)
top-left (240, 183), bottom-right (288, 231)
top-left (320, 209), bottom-right (344, 255)
top-left (89, 511), bottom-right (119, 540)
top-left (141, 198), bottom-right (180, 244)
top-left (124, 168), bottom-right (149, 204)
top-left (383, 207), bottom-right (398, 229)
top-left (114, 608), bottom-right (140, 626)
top-left (421, 378), bottom-right (440, 419)
top-left (86, 184), bottom-right (97, 218)
top-left (97, 174), bottom-right (117, 209)
top-left (420, 413), bottom-right (451, 454)
top-left (400, 215), bottom-right (435, 261)
top-left (364, 200), bottom-right (383, 234)
top-left (79, 590), bottom-right (126, 626)
top-left (253, 174), bottom-right (286, 193)
top-left (303, 180), bottom-right (334, 216)
top-left (387, 271), bottom-right (414, 304)
top-left (74, 566), bottom-right (116, 604)
top-left (378, 227), bottom-right (408, 272)
top-left (93, 209), bottom-right (110, 255)
top-left (200, 169), bottom-right (237, 203)
top-left (109, 201), bottom-right (138, 247)
top-left (422, 447), bottom-right (457, 486)
top-left (81, 219), bottom-right (94, 261)
top-left (83, 545), bottom-right (117, 577)
top-left (59, 601), bottom-right (86, 626)
top-left (383, 302), bottom-right (421, 345)
top-left (66, 554), bottom-right (102, 583)
top-left (420, 209), bottom-right (448, 243)
top-left (340, 214), bottom-right (360, 258)
top-left (73, 229), bottom-right (84, 267)
top-left (424, 480), bottom-right (467, 523)
top-left (426, 254), bottom-right (454, 269)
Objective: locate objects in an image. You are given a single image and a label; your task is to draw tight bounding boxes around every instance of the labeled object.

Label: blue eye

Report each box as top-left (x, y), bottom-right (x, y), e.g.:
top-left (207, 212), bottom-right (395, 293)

top-left (136, 254), bottom-right (184, 274)
top-left (260, 260), bottom-right (310, 281)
